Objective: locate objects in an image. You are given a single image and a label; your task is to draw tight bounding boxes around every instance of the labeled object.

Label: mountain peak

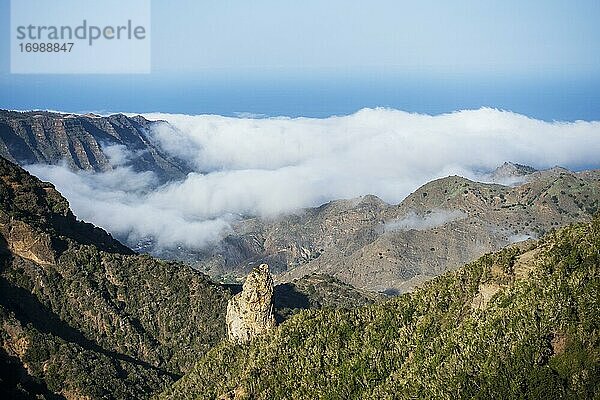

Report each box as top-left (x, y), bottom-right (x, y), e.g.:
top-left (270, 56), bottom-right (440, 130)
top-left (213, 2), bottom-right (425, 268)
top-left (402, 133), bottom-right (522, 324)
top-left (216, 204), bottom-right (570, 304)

top-left (488, 161), bottom-right (537, 185)
top-left (492, 161), bottom-right (537, 177)
top-left (82, 112), bottom-right (102, 118)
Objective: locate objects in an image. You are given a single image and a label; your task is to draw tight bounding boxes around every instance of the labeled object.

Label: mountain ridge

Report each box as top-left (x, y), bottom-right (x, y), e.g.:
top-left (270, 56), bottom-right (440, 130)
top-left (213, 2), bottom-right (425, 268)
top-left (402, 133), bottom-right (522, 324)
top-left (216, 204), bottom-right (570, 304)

top-left (0, 109), bottom-right (190, 182)
top-left (2, 107), bottom-right (600, 294)
top-left (160, 166), bottom-right (600, 293)
top-left (159, 213), bottom-right (600, 399)
top-left (0, 156), bottom-right (374, 399)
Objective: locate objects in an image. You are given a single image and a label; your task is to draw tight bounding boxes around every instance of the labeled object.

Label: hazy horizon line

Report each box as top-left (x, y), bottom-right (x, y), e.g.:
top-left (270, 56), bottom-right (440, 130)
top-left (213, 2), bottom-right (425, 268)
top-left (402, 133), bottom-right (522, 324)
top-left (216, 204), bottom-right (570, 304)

top-left (4, 106), bottom-right (600, 124)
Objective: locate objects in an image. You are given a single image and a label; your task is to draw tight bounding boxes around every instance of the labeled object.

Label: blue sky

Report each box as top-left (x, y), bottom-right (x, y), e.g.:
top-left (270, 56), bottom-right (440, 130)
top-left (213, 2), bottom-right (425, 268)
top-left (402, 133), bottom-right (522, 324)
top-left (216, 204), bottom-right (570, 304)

top-left (1, 0), bottom-right (599, 119)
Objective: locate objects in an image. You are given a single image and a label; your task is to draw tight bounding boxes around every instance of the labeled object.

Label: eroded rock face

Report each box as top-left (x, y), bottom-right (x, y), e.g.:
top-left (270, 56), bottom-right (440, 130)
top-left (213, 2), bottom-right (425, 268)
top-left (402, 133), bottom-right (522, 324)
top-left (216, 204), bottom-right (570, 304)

top-left (0, 110), bottom-right (189, 182)
top-left (0, 217), bottom-right (57, 265)
top-left (226, 264), bottom-right (276, 342)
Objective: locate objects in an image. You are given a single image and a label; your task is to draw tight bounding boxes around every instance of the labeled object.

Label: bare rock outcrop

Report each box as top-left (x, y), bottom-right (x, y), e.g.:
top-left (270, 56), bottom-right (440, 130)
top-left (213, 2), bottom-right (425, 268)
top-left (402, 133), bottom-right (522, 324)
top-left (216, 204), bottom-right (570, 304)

top-left (0, 215), bottom-right (57, 265)
top-left (226, 264), bottom-right (276, 342)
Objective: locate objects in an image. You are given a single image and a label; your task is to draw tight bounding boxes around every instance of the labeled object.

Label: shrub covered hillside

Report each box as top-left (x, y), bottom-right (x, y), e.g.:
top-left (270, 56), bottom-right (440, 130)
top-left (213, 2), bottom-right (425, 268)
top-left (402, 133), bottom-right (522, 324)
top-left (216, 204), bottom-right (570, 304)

top-left (161, 215), bottom-right (600, 399)
top-left (0, 156), bottom-right (231, 399)
top-left (0, 157), bottom-right (377, 399)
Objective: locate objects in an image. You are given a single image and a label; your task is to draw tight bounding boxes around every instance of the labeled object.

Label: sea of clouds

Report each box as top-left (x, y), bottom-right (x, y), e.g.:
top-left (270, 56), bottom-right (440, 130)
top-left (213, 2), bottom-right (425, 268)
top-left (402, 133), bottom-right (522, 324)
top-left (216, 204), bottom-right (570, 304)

top-left (25, 107), bottom-right (600, 250)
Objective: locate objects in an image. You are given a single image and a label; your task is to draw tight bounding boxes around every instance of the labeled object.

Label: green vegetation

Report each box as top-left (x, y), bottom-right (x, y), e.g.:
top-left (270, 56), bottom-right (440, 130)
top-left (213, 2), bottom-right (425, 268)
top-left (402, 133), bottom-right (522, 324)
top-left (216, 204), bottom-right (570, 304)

top-left (0, 157), bottom-right (231, 398)
top-left (0, 305), bottom-right (174, 399)
top-left (2, 157), bottom-right (600, 399)
top-left (0, 157), bottom-right (378, 399)
top-left (0, 239), bottom-right (231, 399)
top-left (161, 216), bottom-right (600, 399)
top-left (272, 273), bottom-right (381, 322)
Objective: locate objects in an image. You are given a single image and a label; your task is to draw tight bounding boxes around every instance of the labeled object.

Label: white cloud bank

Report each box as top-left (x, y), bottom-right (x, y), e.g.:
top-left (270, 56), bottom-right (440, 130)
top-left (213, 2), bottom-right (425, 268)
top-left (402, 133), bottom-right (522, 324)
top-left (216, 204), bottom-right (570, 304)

top-left (25, 107), bottom-right (600, 250)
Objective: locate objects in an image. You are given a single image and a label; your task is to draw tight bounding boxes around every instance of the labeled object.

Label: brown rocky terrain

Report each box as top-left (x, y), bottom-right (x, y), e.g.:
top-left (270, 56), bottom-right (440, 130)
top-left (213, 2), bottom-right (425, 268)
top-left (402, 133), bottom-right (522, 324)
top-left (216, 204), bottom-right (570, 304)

top-left (0, 110), bottom-right (189, 181)
top-left (186, 164), bottom-right (600, 293)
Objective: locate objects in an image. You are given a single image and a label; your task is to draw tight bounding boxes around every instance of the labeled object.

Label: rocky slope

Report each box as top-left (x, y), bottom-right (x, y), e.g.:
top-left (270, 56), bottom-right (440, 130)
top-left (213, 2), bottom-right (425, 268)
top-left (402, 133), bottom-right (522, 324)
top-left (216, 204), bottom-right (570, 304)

top-left (180, 165), bottom-right (600, 293)
top-left (0, 156), bottom-right (374, 399)
top-left (0, 156), bottom-right (230, 398)
top-left (159, 215), bottom-right (600, 399)
top-left (0, 110), bottom-right (189, 181)
top-left (487, 161), bottom-right (537, 185)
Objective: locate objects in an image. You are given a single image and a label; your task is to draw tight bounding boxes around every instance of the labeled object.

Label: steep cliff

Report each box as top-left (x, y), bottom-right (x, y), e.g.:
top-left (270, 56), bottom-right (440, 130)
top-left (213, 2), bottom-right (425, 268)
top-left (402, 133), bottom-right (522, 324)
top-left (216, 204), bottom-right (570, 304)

top-left (0, 110), bottom-right (189, 182)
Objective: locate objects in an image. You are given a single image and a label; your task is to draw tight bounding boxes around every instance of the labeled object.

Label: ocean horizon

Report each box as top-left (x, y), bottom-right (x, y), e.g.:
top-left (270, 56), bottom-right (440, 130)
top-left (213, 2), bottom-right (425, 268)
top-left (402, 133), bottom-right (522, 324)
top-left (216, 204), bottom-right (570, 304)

top-left (1, 71), bottom-right (599, 122)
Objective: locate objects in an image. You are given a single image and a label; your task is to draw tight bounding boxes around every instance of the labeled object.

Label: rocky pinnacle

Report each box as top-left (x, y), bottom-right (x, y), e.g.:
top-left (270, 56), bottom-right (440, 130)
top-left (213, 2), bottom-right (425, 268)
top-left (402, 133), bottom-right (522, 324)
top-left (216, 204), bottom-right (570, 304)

top-left (226, 264), bottom-right (276, 343)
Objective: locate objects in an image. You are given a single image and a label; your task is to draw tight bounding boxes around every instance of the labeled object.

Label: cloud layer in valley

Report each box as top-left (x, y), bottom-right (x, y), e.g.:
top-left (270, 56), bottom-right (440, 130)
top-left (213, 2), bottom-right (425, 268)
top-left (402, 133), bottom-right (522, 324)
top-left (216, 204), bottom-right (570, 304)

top-left (26, 107), bottom-right (600, 250)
